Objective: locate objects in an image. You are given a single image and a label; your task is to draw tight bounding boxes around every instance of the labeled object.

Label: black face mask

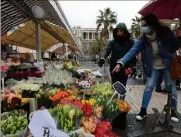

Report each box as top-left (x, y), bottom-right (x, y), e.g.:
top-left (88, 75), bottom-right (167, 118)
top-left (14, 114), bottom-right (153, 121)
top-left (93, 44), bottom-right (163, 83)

top-left (115, 33), bottom-right (130, 43)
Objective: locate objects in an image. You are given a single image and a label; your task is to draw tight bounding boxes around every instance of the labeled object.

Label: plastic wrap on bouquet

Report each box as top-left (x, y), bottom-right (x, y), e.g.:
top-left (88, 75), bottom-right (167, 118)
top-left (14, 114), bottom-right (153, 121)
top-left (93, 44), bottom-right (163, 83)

top-left (99, 66), bottom-right (110, 78)
top-left (29, 98), bottom-right (38, 112)
top-left (33, 60), bottom-right (44, 72)
top-left (68, 128), bottom-right (95, 137)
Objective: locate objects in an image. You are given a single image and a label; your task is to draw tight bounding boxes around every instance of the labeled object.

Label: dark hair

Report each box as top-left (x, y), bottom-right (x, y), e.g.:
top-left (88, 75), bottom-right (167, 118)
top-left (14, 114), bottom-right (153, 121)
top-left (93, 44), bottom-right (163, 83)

top-left (142, 14), bottom-right (170, 46)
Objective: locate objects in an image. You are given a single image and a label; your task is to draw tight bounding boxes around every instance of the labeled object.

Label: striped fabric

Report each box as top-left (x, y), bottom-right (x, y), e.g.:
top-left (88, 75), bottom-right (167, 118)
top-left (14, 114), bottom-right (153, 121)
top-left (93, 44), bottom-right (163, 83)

top-left (1, 0), bottom-right (66, 36)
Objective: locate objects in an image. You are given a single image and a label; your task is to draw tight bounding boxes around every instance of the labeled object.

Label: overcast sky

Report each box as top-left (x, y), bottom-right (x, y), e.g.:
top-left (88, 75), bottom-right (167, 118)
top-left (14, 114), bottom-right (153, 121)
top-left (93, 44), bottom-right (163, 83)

top-left (59, 1), bottom-right (149, 29)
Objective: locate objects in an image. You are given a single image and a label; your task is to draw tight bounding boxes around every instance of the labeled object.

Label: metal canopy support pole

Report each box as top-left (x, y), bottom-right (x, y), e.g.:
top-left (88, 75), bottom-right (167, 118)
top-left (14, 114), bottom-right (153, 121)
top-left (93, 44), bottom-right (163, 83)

top-left (179, 18), bottom-right (181, 55)
top-left (0, 0), bottom-right (2, 135)
top-left (63, 43), bottom-right (65, 56)
top-left (35, 21), bottom-right (41, 61)
top-left (65, 44), bottom-right (68, 59)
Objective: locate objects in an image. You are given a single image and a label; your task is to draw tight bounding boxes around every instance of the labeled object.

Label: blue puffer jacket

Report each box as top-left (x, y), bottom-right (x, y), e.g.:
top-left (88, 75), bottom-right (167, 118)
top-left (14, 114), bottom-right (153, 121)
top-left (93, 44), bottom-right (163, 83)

top-left (118, 26), bottom-right (181, 77)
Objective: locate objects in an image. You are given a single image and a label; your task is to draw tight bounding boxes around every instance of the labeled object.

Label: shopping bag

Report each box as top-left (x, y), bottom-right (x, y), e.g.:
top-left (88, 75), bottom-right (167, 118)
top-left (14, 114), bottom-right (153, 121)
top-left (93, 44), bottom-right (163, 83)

top-left (170, 56), bottom-right (181, 79)
top-left (28, 109), bottom-right (69, 137)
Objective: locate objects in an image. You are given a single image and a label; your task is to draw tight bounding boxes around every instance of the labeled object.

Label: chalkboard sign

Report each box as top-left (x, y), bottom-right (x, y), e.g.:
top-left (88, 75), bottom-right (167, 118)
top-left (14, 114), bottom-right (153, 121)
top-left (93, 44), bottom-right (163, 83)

top-left (107, 81), bottom-right (128, 104)
top-left (112, 81), bottom-right (127, 97)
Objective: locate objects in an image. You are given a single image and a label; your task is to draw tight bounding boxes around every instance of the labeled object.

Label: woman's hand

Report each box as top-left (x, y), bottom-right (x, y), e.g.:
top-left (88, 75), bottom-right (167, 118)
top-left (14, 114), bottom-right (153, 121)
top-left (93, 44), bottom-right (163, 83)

top-left (112, 64), bottom-right (122, 73)
top-left (176, 28), bottom-right (181, 37)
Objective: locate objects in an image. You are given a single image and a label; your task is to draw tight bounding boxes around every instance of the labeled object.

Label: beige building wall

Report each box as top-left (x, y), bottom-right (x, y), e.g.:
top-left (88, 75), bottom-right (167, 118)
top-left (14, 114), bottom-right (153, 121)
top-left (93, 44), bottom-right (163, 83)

top-left (72, 26), bottom-right (113, 57)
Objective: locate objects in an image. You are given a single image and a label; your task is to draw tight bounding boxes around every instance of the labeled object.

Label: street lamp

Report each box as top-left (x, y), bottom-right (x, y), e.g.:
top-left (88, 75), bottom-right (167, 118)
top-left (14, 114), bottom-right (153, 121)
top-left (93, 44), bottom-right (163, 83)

top-left (31, 5), bottom-right (45, 19)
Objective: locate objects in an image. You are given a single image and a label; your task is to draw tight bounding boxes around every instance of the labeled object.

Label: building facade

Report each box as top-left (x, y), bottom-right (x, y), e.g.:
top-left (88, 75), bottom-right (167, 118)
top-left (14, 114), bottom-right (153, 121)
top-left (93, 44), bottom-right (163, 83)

top-left (72, 26), bottom-right (113, 58)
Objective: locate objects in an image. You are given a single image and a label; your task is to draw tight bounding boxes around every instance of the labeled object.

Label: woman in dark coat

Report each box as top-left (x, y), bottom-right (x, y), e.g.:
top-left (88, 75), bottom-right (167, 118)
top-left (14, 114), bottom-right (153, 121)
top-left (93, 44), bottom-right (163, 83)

top-left (98, 23), bottom-right (136, 86)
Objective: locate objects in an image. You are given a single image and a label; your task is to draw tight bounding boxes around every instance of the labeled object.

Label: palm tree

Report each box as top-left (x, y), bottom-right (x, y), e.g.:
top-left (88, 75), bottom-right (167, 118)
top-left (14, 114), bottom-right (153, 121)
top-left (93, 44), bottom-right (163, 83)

top-left (96, 7), bottom-right (117, 41)
top-left (91, 37), bottom-right (105, 59)
top-left (131, 16), bottom-right (141, 40)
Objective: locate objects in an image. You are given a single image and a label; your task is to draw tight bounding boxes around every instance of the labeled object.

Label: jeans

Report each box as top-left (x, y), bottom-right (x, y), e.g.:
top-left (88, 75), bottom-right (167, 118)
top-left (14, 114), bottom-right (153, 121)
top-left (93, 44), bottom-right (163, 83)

top-left (156, 70), bottom-right (168, 91)
top-left (142, 68), bottom-right (177, 109)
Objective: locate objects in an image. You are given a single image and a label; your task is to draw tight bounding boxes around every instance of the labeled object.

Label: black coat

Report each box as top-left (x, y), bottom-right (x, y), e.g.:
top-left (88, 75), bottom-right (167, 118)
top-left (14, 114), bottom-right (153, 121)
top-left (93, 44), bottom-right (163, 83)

top-left (103, 39), bottom-right (136, 72)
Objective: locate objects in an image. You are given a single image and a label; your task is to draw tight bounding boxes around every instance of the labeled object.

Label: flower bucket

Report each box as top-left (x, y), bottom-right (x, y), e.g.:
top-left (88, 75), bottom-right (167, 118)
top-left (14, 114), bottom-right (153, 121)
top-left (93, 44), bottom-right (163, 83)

top-left (111, 112), bottom-right (128, 130)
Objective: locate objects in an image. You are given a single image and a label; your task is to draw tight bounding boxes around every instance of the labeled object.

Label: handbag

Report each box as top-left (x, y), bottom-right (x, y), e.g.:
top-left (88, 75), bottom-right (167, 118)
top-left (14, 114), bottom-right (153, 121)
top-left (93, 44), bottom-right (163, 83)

top-left (170, 55), bottom-right (181, 79)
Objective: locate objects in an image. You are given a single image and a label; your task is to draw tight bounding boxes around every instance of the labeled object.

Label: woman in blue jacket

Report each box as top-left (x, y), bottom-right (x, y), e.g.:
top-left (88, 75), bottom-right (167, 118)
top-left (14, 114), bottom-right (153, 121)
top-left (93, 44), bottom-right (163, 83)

top-left (113, 14), bottom-right (181, 122)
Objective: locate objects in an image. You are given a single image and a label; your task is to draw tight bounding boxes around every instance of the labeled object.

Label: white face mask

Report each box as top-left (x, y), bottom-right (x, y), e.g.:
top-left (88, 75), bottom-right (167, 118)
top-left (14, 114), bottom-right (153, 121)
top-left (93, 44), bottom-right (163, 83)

top-left (142, 26), bottom-right (151, 34)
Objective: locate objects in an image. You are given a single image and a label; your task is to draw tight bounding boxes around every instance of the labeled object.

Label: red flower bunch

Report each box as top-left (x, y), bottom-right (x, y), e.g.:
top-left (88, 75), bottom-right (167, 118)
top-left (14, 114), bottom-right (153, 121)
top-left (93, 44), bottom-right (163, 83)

top-left (125, 67), bottom-right (133, 76)
top-left (59, 99), bottom-right (72, 105)
top-left (1, 64), bottom-right (9, 72)
top-left (72, 100), bottom-right (83, 108)
top-left (94, 121), bottom-right (119, 137)
top-left (82, 103), bottom-right (94, 117)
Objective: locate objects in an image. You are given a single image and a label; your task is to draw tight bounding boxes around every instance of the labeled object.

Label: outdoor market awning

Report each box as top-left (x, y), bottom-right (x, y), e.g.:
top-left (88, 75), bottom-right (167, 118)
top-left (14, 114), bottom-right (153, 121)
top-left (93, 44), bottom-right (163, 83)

top-left (1, 0), bottom-right (67, 36)
top-left (5, 21), bottom-right (76, 51)
top-left (41, 21), bottom-right (76, 46)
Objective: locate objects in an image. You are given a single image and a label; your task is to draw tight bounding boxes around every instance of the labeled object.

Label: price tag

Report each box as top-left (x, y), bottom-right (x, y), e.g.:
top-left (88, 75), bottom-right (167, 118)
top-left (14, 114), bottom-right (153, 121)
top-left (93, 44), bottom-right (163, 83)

top-left (1, 72), bottom-right (7, 79)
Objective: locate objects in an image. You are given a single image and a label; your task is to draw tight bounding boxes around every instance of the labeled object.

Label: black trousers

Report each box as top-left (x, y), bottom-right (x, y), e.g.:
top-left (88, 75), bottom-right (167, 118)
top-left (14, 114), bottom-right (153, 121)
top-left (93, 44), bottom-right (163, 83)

top-left (110, 70), bottom-right (128, 86)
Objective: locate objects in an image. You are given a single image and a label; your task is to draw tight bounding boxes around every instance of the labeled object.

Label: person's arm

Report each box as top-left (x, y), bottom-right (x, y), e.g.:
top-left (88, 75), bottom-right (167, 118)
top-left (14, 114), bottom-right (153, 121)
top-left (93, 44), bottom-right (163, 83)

top-left (117, 37), bottom-right (144, 66)
top-left (125, 40), bottom-right (137, 68)
top-left (98, 41), bottom-right (112, 67)
top-left (102, 40), bottom-right (113, 60)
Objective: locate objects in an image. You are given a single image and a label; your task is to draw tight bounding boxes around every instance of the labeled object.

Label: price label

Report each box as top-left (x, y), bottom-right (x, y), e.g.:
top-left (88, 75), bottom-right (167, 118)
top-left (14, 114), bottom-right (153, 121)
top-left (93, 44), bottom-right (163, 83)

top-left (1, 72), bottom-right (7, 79)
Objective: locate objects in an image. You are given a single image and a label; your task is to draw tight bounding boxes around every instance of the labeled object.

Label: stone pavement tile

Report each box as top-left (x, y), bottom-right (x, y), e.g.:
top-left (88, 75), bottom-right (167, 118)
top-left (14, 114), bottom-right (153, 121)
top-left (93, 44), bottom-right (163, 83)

top-left (125, 85), bottom-right (181, 114)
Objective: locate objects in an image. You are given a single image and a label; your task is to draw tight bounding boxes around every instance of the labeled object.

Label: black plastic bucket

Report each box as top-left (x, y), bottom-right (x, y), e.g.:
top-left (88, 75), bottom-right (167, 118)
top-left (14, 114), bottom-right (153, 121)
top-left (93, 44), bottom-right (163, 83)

top-left (111, 112), bottom-right (128, 129)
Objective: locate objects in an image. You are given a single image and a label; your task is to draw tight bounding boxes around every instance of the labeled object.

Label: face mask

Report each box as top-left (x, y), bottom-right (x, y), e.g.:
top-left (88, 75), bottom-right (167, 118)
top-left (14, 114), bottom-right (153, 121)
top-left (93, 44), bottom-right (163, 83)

top-left (142, 26), bottom-right (151, 34)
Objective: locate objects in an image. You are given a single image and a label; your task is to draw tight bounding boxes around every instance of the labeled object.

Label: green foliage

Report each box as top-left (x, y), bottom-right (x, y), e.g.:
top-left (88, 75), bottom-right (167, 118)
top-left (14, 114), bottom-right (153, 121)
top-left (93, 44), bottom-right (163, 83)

top-left (130, 16), bottom-right (141, 40)
top-left (91, 37), bottom-right (105, 57)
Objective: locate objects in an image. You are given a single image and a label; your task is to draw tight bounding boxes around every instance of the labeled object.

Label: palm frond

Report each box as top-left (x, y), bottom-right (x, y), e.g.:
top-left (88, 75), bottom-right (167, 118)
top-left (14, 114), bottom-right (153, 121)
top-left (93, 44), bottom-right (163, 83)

top-left (109, 18), bottom-right (117, 24)
top-left (96, 19), bottom-right (103, 24)
top-left (97, 16), bottom-right (103, 19)
top-left (96, 23), bottom-right (102, 31)
top-left (99, 10), bottom-right (104, 17)
top-left (132, 18), bottom-right (136, 22)
top-left (105, 7), bottom-right (111, 15)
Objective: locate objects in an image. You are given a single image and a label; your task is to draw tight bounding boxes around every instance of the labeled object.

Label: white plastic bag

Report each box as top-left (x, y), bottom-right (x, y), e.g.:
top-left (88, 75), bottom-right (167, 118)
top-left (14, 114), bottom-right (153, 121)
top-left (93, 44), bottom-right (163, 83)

top-left (28, 109), bottom-right (69, 137)
top-left (93, 66), bottom-right (110, 77)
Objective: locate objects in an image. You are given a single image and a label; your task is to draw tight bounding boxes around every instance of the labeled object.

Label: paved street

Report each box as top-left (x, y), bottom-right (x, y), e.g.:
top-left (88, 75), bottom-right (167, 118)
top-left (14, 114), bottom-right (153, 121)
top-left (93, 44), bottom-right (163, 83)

top-left (126, 84), bottom-right (181, 114)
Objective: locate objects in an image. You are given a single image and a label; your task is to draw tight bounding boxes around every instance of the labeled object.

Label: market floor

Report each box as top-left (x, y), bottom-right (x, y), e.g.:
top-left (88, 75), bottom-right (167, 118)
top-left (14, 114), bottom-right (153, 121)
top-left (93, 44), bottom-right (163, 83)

top-left (115, 85), bottom-right (181, 137)
top-left (113, 113), bottom-right (181, 137)
top-left (125, 85), bottom-right (181, 114)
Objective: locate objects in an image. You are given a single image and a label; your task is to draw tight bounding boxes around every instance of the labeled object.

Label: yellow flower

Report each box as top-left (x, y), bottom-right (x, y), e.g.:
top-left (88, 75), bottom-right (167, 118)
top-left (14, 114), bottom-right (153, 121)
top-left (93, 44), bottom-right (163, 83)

top-left (81, 100), bottom-right (86, 104)
top-left (89, 99), bottom-right (96, 106)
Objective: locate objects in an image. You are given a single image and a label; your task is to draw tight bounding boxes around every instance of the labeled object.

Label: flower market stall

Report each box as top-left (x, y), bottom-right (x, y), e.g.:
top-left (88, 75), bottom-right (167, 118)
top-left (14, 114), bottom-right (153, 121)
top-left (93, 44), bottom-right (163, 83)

top-left (1, 56), bottom-right (131, 137)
